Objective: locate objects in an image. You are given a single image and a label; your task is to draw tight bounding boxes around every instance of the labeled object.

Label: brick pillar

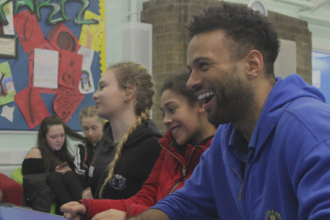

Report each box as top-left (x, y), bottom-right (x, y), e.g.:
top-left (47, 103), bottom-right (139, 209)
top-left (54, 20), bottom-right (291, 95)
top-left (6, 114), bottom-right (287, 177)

top-left (142, 0), bottom-right (312, 133)
top-left (141, 0), bottom-right (220, 133)
top-left (268, 11), bottom-right (312, 84)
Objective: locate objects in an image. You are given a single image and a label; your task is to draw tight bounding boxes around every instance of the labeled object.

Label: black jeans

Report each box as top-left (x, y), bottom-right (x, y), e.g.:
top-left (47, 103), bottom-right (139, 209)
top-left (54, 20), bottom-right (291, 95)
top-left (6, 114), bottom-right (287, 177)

top-left (47, 171), bottom-right (88, 215)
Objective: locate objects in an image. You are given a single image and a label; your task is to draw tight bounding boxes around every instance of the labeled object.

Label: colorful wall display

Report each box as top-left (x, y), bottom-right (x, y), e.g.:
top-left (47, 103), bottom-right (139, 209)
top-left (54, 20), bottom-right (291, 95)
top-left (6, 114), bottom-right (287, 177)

top-left (0, 0), bottom-right (106, 131)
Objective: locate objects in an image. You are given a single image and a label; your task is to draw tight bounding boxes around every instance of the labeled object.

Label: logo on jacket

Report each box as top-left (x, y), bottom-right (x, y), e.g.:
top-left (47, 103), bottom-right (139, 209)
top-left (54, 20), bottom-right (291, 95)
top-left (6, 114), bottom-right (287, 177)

top-left (265, 210), bottom-right (282, 220)
top-left (109, 174), bottom-right (127, 190)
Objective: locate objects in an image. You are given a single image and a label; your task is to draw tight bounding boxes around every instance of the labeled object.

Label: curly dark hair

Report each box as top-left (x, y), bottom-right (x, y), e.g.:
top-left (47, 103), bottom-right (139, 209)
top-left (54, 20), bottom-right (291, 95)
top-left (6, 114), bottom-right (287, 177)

top-left (161, 70), bottom-right (198, 107)
top-left (187, 2), bottom-right (280, 75)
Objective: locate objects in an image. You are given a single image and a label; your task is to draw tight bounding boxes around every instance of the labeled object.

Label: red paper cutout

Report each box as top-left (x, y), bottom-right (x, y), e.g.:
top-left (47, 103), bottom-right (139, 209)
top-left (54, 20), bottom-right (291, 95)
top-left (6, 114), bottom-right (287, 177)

top-left (14, 86), bottom-right (50, 129)
top-left (54, 87), bottom-right (84, 123)
top-left (58, 50), bottom-right (83, 89)
top-left (14, 10), bottom-right (47, 53)
top-left (47, 23), bottom-right (81, 53)
top-left (28, 42), bottom-right (59, 94)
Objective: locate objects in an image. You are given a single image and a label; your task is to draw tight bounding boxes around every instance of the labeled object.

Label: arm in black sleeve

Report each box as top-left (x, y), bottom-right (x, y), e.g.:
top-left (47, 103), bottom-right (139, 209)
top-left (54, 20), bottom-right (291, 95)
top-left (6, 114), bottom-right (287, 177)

top-left (22, 158), bottom-right (44, 175)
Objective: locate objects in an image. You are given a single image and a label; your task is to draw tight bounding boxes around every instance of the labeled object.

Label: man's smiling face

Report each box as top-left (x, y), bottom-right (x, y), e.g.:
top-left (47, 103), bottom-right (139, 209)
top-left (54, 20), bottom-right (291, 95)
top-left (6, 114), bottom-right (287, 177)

top-left (186, 30), bottom-right (255, 126)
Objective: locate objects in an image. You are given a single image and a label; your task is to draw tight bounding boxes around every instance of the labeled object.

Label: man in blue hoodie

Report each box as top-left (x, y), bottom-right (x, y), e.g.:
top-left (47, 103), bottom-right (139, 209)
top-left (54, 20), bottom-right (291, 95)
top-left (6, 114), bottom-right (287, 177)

top-left (126, 2), bottom-right (330, 220)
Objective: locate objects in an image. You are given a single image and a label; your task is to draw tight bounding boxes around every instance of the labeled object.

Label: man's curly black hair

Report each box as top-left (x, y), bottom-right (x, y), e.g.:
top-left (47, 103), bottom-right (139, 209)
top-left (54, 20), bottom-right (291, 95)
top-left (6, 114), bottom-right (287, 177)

top-left (187, 2), bottom-right (280, 75)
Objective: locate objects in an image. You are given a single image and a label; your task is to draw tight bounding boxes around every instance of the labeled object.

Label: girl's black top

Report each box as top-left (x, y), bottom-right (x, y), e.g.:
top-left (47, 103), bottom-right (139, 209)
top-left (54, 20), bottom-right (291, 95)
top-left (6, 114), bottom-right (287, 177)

top-left (89, 120), bottom-right (162, 199)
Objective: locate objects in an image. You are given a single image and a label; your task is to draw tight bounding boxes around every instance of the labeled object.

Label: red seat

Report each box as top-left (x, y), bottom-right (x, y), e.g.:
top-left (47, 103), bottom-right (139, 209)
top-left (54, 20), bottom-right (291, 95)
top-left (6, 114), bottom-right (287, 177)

top-left (0, 173), bottom-right (23, 206)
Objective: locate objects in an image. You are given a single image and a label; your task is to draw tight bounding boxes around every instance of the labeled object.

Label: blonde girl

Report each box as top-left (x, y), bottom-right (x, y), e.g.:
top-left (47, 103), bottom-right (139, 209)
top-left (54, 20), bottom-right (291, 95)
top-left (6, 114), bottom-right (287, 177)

top-left (74, 106), bottom-right (105, 177)
top-left (86, 62), bottom-right (162, 200)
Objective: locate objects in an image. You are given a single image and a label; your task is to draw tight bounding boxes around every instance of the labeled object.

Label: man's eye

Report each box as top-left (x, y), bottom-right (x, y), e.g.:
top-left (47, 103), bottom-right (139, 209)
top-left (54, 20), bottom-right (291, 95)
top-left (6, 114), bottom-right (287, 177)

top-left (169, 108), bottom-right (176, 113)
top-left (200, 63), bottom-right (208, 70)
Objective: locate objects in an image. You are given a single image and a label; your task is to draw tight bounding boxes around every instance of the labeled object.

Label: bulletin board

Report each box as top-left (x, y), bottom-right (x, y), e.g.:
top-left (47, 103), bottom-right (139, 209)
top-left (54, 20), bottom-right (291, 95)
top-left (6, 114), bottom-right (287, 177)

top-left (312, 51), bottom-right (330, 105)
top-left (0, 0), bottom-right (106, 131)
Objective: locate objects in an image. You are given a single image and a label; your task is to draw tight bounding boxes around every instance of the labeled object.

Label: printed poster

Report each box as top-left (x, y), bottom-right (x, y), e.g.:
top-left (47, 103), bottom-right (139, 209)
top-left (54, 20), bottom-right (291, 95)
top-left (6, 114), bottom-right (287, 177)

top-left (1, 0), bottom-right (14, 35)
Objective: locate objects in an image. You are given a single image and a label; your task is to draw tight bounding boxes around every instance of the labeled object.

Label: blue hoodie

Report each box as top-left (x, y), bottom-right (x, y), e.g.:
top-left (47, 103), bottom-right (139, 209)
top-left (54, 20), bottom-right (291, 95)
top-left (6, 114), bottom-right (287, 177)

top-left (152, 74), bottom-right (330, 220)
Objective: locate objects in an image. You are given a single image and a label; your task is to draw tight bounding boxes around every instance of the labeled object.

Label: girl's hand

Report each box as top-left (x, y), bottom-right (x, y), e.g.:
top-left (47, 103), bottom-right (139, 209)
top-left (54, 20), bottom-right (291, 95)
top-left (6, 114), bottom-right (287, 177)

top-left (92, 209), bottom-right (126, 220)
top-left (55, 162), bottom-right (72, 174)
top-left (55, 166), bottom-right (72, 174)
top-left (61, 201), bottom-right (87, 220)
top-left (82, 188), bottom-right (93, 199)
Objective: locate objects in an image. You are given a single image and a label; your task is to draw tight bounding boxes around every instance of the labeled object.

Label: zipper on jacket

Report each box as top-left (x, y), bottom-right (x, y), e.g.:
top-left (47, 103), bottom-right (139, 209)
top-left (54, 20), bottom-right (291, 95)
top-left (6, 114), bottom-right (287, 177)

top-left (233, 169), bottom-right (244, 201)
top-left (168, 165), bottom-right (187, 194)
top-left (166, 147), bottom-right (196, 194)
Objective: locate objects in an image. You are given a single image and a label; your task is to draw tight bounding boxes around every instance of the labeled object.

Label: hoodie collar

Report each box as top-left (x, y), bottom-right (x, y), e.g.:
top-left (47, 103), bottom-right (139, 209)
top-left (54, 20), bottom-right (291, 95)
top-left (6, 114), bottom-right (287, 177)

top-left (248, 74), bottom-right (325, 160)
top-left (102, 119), bottom-right (162, 146)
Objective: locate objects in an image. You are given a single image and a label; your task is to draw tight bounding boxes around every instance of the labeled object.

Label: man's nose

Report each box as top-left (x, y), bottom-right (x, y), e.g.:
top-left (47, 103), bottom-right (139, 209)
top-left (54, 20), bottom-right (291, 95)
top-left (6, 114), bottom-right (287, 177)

top-left (186, 70), bottom-right (201, 91)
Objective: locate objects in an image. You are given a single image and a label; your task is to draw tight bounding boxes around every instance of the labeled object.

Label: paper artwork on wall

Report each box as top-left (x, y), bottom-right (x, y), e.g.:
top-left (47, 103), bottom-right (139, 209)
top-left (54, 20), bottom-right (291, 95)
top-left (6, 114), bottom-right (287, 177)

top-left (14, 86), bottom-right (50, 129)
top-left (1, 105), bottom-right (14, 122)
top-left (54, 87), bottom-right (84, 123)
top-left (58, 50), bottom-right (83, 89)
top-left (0, 61), bottom-right (16, 106)
top-left (78, 46), bottom-right (95, 94)
top-left (13, 10), bottom-right (47, 53)
top-left (33, 48), bottom-right (59, 89)
top-left (1, 1), bottom-right (14, 35)
top-left (79, 10), bottom-right (105, 52)
top-left (0, 34), bottom-right (18, 59)
top-left (47, 23), bottom-right (81, 53)
top-left (28, 42), bottom-right (58, 94)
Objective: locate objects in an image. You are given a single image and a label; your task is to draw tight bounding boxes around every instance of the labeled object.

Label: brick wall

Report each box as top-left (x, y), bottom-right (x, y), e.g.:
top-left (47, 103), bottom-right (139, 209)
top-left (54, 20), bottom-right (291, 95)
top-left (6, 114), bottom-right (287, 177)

top-left (268, 11), bottom-right (312, 84)
top-left (141, 0), bottom-right (312, 133)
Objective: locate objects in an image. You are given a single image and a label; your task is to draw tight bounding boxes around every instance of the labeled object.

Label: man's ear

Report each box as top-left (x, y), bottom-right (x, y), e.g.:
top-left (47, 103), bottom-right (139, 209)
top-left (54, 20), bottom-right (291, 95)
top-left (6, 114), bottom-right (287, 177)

top-left (246, 50), bottom-right (263, 79)
top-left (124, 86), bottom-right (136, 101)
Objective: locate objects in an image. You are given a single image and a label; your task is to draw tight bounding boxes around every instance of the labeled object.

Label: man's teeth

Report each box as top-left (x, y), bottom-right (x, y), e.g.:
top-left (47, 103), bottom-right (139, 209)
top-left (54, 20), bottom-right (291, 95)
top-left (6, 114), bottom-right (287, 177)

top-left (198, 92), bottom-right (214, 100)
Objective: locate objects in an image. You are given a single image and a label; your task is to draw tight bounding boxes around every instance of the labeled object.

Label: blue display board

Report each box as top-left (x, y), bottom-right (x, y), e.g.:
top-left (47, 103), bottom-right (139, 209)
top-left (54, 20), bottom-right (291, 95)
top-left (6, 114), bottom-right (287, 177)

top-left (312, 51), bottom-right (330, 104)
top-left (0, 1), bottom-right (102, 131)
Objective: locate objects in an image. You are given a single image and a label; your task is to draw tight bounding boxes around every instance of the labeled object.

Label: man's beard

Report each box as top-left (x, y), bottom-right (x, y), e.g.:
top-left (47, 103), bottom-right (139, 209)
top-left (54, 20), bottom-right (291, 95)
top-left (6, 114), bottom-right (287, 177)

top-left (207, 65), bottom-right (255, 127)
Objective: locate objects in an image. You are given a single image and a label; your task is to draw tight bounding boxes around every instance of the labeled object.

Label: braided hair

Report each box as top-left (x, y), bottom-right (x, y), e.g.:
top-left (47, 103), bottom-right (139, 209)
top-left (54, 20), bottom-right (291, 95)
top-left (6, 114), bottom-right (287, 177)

top-left (98, 62), bottom-right (154, 199)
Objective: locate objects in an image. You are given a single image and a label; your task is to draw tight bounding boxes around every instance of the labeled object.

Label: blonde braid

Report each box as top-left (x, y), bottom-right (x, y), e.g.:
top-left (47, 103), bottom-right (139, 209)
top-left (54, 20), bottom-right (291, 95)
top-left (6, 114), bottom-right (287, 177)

top-left (98, 109), bottom-right (150, 199)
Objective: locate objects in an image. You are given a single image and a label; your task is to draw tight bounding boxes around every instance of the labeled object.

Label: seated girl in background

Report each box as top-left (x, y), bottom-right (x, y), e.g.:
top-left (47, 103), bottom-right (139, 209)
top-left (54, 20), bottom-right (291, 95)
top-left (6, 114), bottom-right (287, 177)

top-left (45, 106), bottom-right (105, 214)
top-left (80, 62), bottom-right (162, 201)
top-left (61, 71), bottom-right (217, 220)
top-left (22, 114), bottom-right (84, 175)
top-left (22, 115), bottom-right (85, 213)
top-left (73, 106), bottom-right (105, 185)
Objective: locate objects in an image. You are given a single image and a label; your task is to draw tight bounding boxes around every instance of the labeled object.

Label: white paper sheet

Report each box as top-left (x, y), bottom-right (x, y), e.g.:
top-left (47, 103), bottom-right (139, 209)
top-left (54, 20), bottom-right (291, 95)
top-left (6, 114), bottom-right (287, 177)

top-left (33, 49), bottom-right (59, 89)
top-left (1, 105), bottom-right (14, 122)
